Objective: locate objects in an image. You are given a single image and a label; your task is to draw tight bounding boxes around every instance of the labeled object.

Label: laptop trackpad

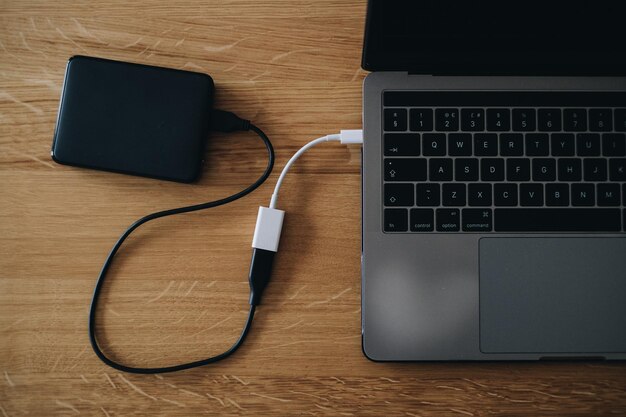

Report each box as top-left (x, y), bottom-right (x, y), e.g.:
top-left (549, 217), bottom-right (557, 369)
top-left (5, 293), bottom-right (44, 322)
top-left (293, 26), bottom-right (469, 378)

top-left (479, 237), bottom-right (626, 354)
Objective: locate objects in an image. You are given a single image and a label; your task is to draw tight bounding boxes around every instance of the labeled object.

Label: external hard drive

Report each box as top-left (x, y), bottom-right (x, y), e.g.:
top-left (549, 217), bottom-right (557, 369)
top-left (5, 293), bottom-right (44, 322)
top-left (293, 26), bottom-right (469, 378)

top-left (51, 56), bottom-right (214, 182)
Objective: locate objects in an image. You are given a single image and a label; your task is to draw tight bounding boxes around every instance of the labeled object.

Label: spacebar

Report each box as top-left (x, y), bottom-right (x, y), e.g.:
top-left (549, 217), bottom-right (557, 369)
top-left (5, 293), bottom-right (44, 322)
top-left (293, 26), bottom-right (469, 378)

top-left (494, 209), bottom-right (622, 232)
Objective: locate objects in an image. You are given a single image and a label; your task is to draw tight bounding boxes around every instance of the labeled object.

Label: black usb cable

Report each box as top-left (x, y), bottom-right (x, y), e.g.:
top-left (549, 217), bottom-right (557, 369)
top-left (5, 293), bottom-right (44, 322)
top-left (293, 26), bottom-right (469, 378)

top-left (89, 114), bottom-right (364, 374)
top-left (88, 109), bottom-right (274, 374)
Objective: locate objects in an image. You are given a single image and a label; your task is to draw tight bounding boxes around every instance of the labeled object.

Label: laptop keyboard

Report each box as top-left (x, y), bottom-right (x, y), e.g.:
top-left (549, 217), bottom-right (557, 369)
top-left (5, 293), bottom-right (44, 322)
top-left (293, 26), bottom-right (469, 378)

top-left (382, 92), bottom-right (626, 233)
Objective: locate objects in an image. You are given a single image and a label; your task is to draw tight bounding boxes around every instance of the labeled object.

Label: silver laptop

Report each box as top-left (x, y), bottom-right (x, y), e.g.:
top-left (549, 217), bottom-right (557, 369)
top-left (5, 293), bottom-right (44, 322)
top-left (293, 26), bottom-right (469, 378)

top-left (361, 0), bottom-right (626, 360)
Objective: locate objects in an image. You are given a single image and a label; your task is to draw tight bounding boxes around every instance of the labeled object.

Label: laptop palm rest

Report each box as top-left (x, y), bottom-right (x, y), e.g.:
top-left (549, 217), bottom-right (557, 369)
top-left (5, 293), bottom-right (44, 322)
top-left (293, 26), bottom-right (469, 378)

top-left (479, 237), bottom-right (626, 354)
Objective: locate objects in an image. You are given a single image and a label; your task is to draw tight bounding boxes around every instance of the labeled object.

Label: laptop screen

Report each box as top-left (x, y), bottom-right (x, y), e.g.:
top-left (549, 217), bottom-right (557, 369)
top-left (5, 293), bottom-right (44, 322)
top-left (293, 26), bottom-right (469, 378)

top-left (362, 0), bottom-right (626, 75)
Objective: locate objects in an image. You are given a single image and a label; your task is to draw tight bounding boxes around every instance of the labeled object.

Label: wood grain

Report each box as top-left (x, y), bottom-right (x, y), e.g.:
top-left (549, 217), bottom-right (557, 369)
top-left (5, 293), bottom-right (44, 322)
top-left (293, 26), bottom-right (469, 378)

top-left (1, 1), bottom-right (625, 416)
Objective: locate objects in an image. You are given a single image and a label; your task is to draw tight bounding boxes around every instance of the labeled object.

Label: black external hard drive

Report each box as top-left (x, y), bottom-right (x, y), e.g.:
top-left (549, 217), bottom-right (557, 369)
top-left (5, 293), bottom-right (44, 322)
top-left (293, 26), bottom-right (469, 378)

top-left (51, 56), bottom-right (214, 182)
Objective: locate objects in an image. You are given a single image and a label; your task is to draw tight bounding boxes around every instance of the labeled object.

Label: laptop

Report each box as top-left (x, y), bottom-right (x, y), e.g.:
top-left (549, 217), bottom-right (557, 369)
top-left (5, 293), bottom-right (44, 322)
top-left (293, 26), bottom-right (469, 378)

top-left (361, 0), bottom-right (626, 360)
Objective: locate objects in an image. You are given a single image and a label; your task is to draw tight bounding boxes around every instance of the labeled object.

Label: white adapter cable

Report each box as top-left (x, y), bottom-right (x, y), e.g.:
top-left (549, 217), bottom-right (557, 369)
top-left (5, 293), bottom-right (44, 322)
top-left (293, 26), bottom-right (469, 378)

top-left (247, 129), bottom-right (363, 305)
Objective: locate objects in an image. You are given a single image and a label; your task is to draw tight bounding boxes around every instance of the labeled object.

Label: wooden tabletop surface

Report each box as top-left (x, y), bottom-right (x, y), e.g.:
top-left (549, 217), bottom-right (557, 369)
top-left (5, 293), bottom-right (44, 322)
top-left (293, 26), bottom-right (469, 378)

top-left (1, 1), bottom-right (625, 415)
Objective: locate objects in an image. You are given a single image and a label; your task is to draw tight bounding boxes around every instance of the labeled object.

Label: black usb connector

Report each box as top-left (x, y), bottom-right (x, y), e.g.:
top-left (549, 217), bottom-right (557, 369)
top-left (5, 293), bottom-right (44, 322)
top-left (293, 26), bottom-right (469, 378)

top-left (210, 109), bottom-right (251, 132)
top-left (248, 248), bottom-right (275, 305)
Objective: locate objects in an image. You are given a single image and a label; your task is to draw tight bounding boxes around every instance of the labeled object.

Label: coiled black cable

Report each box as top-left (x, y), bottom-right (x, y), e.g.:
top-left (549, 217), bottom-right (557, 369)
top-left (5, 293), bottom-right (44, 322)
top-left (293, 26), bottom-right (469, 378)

top-left (89, 116), bottom-right (273, 374)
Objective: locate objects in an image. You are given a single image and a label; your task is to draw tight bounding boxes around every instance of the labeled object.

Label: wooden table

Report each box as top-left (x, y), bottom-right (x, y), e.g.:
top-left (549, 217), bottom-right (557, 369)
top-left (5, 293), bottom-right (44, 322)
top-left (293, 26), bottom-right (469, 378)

top-left (1, 1), bottom-right (625, 415)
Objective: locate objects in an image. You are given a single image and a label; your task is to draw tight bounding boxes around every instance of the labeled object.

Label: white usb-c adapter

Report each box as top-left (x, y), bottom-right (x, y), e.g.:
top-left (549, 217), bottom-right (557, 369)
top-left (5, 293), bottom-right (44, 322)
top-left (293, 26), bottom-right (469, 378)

top-left (248, 129), bottom-right (363, 305)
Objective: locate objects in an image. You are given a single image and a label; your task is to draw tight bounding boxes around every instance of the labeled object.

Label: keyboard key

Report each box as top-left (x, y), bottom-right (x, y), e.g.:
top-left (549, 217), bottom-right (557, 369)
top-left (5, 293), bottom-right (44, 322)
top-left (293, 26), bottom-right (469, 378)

top-left (474, 133), bottom-right (498, 156)
top-left (435, 109), bottom-right (459, 131)
top-left (481, 159), bottom-right (505, 181)
top-left (589, 108), bottom-right (612, 132)
top-left (384, 183), bottom-right (414, 206)
top-left (487, 109), bottom-right (510, 131)
top-left (615, 109), bottom-right (626, 132)
top-left (602, 133), bottom-right (626, 156)
top-left (384, 208), bottom-right (408, 232)
top-left (384, 108), bottom-right (407, 131)
top-left (558, 159), bottom-right (582, 181)
top-left (597, 184), bottom-right (621, 206)
top-left (500, 134), bottom-right (523, 156)
top-left (384, 158), bottom-right (427, 181)
top-left (520, 183), bottom-right (544, 206)
top-left (494, 184), bottom-right (518, 206)
top-left (384, 133), bottom-right (421, 156)
top-left (423, 133), bottom-right (446, 156)
top-left (507, 159), bottom-right (530, 181)
top-left (577, 134), bottom-right (601, 156)
top-left (409, 108), bottom-right (434, 131)
top-left (609, 158), bottom-right (626, 181)
top-left (546, 184), bottom-right (569, 206)
top-left (563, 108), bottom-right (588, 132)
top-left (494, 209), bottom-right (621, 232)
top-left (538, 109), bottom-right (562, 131)
top-left (455, 158), bottom-right (479, 181)
top-left (436, 209), bottom-right (460, 232)
top-left (512, 108), bottom-right (536, 131)
top-left (551, 133), bottom-right (575, 156)
top-left (532, 158), bottom-right (556, 181)
top-left (525, 134), bottom-right (549, 156)
top-left (571, 184), bottom-right (595, 206)
top-left (468, 184), bottom-right (492, 206)
top-left (410, 209), bottom-right (434, 232)
top-left (461, 109), bottom-right (484, 131)
top-left (448, 133), bottom-right (472, 156)
top-left (442, 184), bottom-right (466, 206)
top-left (462, 209), bottom-right (493, 232)
top-left (584, 158), bottom-right (607, 181)
top-left (429, 158), bottom-right (453, 181)
top-left (416, 183), bottom-right (441, 206)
